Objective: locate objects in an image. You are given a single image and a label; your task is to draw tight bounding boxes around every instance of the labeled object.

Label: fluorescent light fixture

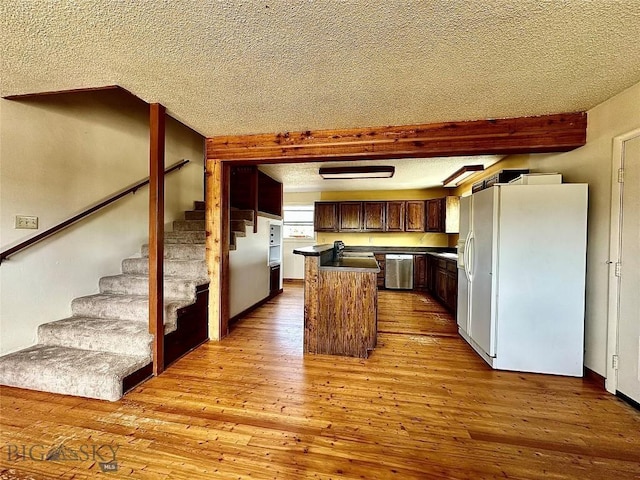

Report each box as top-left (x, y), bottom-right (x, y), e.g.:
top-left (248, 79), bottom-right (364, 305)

top-left (319, 166), bottom-right (395, 179)
top-left (443, 164), bottom-right (485, 187)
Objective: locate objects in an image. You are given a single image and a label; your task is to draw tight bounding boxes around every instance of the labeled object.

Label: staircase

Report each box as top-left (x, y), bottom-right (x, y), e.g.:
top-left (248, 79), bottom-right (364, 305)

top-left (0, 201), bottom-right (209, 401)
top-left (230, 208), bottom-right (255, 250)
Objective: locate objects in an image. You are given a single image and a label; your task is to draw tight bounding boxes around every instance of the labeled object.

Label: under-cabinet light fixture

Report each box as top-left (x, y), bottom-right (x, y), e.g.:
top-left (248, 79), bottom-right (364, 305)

top-left (319, 166), bottom-right (395, 180)
top-left (442, 164), bottom-right (485, 187)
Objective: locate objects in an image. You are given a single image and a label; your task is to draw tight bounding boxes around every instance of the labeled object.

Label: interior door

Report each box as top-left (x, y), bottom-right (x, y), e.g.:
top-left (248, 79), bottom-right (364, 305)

top-left (617, 135), bottom-right (640, 404)
top-left (470, 187), bottom-right (496, 357)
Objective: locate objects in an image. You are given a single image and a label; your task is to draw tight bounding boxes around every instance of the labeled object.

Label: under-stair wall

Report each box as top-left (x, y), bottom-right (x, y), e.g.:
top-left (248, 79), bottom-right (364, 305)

top-left (229, 215), bottom-right (280, 318)
top-left (0, 89), bottom-right (205, 355)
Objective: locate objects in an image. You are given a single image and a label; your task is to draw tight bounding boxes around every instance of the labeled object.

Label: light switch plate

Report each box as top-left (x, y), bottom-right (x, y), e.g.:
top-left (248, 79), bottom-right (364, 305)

top-left (15, 215), bottom-right (38, 229)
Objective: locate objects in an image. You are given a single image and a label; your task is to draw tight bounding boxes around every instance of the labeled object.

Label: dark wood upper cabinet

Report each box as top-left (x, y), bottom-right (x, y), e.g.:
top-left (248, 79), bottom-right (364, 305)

top-left (426, 196), bottom-right (460, 233)
top-left (405, 201), bottom-right (425, 232)
top-left (314, 202), bottom-right (339, 232)
top-left (339, 202), bottom-right (363, 231)
top-left (385, 201), bottom-right (405, 232)
top-left (363, 202), bottom-right (385, 231)
top-left (426, 198), bottom-right (445, 232)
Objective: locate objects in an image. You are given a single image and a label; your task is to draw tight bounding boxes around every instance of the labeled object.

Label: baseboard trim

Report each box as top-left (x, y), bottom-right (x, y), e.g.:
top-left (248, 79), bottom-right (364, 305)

top-left (230, 289), bottom-right (283, 325)
top-left (122, 363), bottom-right (153, 394)
top-left (584, 367), bottom-right (606, 390)
top-left (616, 391), bottom-right (640, 411)
top-left (284, 278), bottom-right (304, 285)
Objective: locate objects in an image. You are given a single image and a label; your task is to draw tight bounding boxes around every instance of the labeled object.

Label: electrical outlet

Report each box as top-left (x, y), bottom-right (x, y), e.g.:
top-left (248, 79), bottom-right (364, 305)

top-left (15, 215), bottom-right (38, 229)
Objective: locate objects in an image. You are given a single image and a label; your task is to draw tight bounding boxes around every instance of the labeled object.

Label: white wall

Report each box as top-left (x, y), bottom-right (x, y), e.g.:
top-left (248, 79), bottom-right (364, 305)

top-left (283, 238), bottom-right (316, 279)
top-left (0, 89), bottom-right (204, 355)
top-left (229, 216), bottom-right (274, 317)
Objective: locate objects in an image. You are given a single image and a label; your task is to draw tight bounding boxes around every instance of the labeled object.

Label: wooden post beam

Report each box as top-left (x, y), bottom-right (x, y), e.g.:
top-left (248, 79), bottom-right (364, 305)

top-left (149, 103), bottom-right (165, 375)
top-left (206, 112), bottom-right (587, 163)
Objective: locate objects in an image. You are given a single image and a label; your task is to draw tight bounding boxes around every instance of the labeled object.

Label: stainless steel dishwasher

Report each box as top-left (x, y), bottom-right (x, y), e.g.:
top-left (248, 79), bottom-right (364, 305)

top-left (385, 254), bottom-right (414, 289)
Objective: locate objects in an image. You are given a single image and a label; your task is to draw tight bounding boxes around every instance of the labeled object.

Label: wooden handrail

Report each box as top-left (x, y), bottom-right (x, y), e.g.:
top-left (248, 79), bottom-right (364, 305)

top-left (0, 159), bottom-right (190, 265)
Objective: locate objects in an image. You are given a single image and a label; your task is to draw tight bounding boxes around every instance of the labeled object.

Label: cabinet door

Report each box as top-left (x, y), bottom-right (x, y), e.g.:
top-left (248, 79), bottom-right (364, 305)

top-left (405, 201), bottom-right (426, 232)
top-left (426, 255), bottom-right (436, 292)
top-left (314, 202), bottom-right (338, 232)
top-left (339, 202), bottom-right (363, 231)
top-left (413, 254), bottom-right (427, 290)
top-left (426, 198), bottom-right (445, 232)
top-left (446, 270), bottom-right (458, 314)
top-left (385, 201), bottom-right (405, 232)
top-left (435, 266), bottom-right (448, 303)
top-left (363, 202), bottom-right (385, 231)
top-left (269, 264), bottom-right (281, 296)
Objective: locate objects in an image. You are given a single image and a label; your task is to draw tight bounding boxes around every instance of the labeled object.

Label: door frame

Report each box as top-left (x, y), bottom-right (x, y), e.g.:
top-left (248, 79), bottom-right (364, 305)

top-left (605, 127), bottom-right (640, 394)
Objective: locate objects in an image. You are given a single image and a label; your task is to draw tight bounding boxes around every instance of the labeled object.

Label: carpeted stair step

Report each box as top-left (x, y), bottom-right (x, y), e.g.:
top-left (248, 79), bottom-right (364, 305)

top-left (230, 209), bottom-right (254, 224)
top-left (173, 219), bottom-right (205, 231)
top-left (38, 317), bottom-right (152, 358)
top-left (194, 201), bottom-right (205, 211)
top-left (0, 345), bottom-right (149, 402)
top-left (141, 243), bottom-right (205, 260)
top-left (231, 219), bottom-right (251, 234)
top-left (164, 230), bottom-right (206, 244)
top-left (122, 257), bottom-right (207, 279)
top-left (70, 294), bottom-right (193, 333)
top-left (184, 210), bottom-right (205, 220)
top-left (99, 274), bottom-right (199, 300)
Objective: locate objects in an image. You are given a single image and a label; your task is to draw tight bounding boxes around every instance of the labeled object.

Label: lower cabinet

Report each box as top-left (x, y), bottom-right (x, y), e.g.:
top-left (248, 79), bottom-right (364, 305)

top-left (413, 254), bottom-right (427, 290)
top-left (429, 255), bottom-right (457, 314)
top-left (269, 264), bottom-right (281, 296)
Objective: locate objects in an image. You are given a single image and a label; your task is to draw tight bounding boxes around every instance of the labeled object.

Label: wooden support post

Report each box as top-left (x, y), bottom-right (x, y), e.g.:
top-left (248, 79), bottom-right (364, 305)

top-left (149, 103), bottom-right (165, 375)
top-left (205, 159), bottom-right (230, 341)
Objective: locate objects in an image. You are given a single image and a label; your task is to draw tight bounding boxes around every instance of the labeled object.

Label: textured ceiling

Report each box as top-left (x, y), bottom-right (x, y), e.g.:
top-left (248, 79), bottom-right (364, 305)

top-left (2, 1), bottom-right (640, 138)
top-left (259, 156), bottom-right (503, 192)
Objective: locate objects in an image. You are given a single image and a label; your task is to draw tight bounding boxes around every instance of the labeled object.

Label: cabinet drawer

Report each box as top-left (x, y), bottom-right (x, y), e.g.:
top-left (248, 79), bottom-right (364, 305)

top-left (447, 261), bottom-right (457, 273)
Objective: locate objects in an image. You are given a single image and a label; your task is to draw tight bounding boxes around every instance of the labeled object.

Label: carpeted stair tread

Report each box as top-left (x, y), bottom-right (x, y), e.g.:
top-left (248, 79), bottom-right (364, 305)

top-left (99, 274), bottom-right (200, 300)
top-left (38, 317), bottom-right (152, 358)
top-left (164, 231), bottom-right (205, 244)
top-left (141, 243), bottom-right (205, 260)
top-left (230, 209), bottom-right (255, 223)
top-left (173, 219), bottom-right (205, 231)
top-left (184, 210), bottom-right (205, 220)
top-left (121, 257), bottom-right (207, 279)
top-left (71, 294), bottom-right (193, 332)
top-left (0, 345), bottom-right (149, 402)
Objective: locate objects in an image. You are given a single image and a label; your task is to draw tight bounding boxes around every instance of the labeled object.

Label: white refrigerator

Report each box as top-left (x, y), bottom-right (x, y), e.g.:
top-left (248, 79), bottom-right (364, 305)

top-left (457, 183), bottom-right (588, 376)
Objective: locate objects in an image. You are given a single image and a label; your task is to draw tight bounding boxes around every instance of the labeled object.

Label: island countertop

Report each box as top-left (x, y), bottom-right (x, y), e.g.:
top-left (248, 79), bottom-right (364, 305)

top-left (292, 244), bottom-right (333, 256)
top-left (320, 257), bottom-right (380, 272)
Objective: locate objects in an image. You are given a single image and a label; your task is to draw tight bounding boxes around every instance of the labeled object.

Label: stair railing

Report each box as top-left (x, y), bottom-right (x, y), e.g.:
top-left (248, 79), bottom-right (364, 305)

top-left (0, 159), bottom-right (190, 265)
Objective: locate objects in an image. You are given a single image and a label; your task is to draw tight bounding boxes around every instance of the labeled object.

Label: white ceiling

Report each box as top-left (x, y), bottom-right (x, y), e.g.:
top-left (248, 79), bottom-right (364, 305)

top-left (259, 155), bottom-right (503, 192)
top-left (2, 1), bottom-right (640, 138)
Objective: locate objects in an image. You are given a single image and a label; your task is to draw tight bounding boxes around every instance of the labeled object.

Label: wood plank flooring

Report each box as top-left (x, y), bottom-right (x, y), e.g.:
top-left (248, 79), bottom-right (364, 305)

top-left (1, 285), bottom-right (639, 479)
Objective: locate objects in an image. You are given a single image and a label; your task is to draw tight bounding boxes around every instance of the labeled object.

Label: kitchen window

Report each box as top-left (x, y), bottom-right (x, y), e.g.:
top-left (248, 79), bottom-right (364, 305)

top-left (283, 206), bottom-right (315, 239)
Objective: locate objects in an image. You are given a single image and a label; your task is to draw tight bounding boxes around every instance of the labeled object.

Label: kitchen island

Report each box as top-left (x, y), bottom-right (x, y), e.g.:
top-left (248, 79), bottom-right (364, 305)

top-left (293, 244), bottom-right (380, 358)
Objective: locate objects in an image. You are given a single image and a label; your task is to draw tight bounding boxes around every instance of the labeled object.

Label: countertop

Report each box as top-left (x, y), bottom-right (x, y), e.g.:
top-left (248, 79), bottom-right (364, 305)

top-left (427, 252), bottom-right (459, 261)
top-left (344, 246), bottom-right (457, 255)
top-left (292, 244), bottom-right (457, 264)
top-left (292, 244), bottom-right (333, 256)
top-left (320, 257), bottom-right (380, 273)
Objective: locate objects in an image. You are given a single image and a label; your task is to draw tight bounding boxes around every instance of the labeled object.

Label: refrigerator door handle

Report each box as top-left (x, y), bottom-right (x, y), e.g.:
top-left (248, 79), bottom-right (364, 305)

top-left (466, 234), bottom-right (474, 281)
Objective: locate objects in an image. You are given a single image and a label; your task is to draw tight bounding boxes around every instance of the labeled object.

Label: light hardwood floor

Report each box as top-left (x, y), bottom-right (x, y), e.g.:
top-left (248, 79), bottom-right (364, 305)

top-left (1, 285), bottom-right (639, 479)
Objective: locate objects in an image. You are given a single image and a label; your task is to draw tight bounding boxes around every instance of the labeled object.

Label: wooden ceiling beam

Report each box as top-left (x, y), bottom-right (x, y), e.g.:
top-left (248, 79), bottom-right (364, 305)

top-left (206, 112), bottom-right (586, 163)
